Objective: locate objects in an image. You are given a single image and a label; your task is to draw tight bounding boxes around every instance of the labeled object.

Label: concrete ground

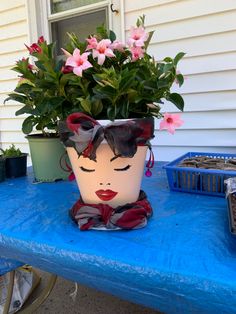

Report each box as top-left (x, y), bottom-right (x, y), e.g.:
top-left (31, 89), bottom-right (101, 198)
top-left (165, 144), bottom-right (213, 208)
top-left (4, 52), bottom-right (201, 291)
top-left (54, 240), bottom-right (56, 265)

top-left (30, 270), bottom-right (162, 314)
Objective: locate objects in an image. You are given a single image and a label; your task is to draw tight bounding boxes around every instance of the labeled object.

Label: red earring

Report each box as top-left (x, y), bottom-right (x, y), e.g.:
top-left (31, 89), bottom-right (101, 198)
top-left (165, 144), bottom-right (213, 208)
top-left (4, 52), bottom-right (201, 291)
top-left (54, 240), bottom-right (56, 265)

top-left (145, 147), bottom-right (154, 177)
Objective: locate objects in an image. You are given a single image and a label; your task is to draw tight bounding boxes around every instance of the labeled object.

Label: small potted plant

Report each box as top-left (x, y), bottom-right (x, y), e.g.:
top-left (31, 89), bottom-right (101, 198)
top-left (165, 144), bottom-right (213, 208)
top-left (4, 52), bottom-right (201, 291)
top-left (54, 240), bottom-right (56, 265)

top-left (0, 144), bottom-right (27, 178)
top-left (0, 155), bottom-right (5, 182)
top-left (5, 37), bottom-right (72, 182)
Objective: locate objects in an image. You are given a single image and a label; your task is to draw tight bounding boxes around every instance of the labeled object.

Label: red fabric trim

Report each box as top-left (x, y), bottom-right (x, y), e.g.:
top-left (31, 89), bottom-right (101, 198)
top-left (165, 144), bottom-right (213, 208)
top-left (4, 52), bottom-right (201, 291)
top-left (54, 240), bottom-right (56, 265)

top-left (70, 191), bottom-right (152, 231)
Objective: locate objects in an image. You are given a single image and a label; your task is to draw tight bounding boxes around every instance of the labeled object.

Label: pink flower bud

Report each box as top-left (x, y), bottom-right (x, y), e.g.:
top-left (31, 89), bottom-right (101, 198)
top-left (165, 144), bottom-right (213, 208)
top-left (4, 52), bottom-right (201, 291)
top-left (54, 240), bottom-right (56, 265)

top-left (38, 36), bottom-right (45, 44)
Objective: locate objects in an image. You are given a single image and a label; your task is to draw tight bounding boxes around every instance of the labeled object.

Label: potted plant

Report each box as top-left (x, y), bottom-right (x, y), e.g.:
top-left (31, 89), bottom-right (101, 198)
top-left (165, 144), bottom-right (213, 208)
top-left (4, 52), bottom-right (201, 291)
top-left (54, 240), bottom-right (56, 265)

top-left (0, 144), bottom-right (27, 178)
top-left (0, 155), bottom-right (5, 182)
top-left (5, 37), bottom-right (72, 182)
top-left (5, 15), bottom-right (185, 230)
top-left (58, 16), bottom-right (185, 230)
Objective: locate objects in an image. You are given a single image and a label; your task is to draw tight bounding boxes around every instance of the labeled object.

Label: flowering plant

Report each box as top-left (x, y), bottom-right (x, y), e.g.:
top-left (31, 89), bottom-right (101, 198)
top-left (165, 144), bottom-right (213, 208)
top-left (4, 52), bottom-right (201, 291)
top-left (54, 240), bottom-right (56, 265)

top-left (5, 16), bottom-right (184, 135)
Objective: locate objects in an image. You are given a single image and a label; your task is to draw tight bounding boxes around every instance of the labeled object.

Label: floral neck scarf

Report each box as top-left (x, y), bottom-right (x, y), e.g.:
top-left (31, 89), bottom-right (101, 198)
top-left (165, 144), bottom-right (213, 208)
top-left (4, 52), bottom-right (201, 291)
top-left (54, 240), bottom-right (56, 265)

top-left (70, 190), bottom-right (153, 231)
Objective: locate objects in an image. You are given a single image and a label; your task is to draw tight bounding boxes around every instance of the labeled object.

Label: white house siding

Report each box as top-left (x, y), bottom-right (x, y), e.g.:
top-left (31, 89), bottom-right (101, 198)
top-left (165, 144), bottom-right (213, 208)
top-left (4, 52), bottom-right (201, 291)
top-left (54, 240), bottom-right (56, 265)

top-left (125, 0), bottom-right (236, 161)
top-left (1, 0), bottom-right (236, 163)
top-left (0, 0), bottom-right (30, 155)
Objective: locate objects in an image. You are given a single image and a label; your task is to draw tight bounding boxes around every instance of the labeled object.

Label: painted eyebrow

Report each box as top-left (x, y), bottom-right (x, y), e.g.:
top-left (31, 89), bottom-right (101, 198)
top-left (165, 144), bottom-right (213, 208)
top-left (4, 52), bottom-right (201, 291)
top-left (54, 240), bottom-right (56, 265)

top-left (110, 155), bottom-right (121, 162)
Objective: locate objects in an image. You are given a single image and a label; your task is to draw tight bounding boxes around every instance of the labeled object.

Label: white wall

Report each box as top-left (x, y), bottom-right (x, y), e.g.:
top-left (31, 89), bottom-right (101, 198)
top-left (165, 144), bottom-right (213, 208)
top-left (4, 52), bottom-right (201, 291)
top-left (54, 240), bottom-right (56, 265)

top-left (1, 0), bottom-right (236, 162)
top-left (0, 0), bottom-right (30, 155)
top-left (125, 0), bottom-right (236, 161)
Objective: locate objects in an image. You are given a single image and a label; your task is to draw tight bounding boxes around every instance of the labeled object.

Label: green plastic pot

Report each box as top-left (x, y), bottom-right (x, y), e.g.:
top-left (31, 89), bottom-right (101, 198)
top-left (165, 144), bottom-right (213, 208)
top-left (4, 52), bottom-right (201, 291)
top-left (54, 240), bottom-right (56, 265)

top-left (26, 135), bottom-right (69, 182)
top-left (0, 157), bottom-right (6, 182)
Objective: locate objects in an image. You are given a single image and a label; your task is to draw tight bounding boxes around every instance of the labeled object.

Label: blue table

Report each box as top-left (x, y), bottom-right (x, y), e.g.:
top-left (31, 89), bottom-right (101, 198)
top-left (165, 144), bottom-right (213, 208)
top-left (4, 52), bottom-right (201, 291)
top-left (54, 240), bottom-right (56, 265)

top-left (0, 258), bottom-right (22, 276)
top-left (0, 163), bottom-right (236, 314)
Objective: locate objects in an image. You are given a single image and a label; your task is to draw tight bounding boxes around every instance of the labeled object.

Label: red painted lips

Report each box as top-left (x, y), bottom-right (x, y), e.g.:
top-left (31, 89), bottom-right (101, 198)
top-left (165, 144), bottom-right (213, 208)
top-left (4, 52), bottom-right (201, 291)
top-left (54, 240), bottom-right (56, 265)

top-left (95, 189), bottom-right (118, 201)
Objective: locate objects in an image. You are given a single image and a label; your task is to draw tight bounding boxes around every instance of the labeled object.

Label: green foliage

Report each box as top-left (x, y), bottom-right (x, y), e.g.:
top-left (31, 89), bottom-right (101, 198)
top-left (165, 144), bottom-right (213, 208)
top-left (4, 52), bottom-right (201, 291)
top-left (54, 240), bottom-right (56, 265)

top-left (136, 15), bottom-right (146, 27)
top-left (0, 144), bottom-right (23, 157)
top-left (5, 40), bottom-right (73, 135)
top-left (5, 17), bottom-right (185, 135)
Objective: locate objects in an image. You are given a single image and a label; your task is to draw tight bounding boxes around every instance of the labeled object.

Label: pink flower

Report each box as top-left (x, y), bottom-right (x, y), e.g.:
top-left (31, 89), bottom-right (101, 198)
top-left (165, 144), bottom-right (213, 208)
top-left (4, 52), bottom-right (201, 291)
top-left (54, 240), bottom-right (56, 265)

top-left (61, 65), bottom-right (73, 74)
top-left (25, 43), bottom-right (42, 54)
top-left (61, 48), bottom-right (72, 58)
top-left (20, 58), bottom-right (35, 71)
top-left (159, 113), bottom-right (184, 134)
top-left (130, 46), bottom-right (144, 61)
top-left (92, 39), bottom-right (115, 65)
top-left (37, 36), bottom-right (45, 44)
top-left (27, 63), bottom-right (34, 70)
top-left (127, 26), bottom-right (148, 47)
top-left (110, 40), bottom-right (125, 52)
top-left (65, 48), bottom-right (92, 77)
top-left (86, 36), bottom-right (98, 50)
top-left (25, 36), bottom-right (45, 54)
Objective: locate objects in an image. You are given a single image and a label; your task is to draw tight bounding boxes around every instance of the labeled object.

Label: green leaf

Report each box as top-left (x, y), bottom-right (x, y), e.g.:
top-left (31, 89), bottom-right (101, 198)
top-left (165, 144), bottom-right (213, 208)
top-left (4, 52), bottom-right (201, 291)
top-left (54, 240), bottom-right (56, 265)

top-left (107, 106), bottom-right (116, 120)
top-left (163, 57), bottom-right (173, 63)
top-left (17, 78), bottom-right (35, 88)
top-left (22, 116), bottom-right (35, 134)
top-left (15, 105), bottom-right (32, 116)
top-left (55, 59), bottom-right (64, 72)
top-left (109, 30), bottom-right (116, 42)
top-left (15, 84), bottom-right (34, 94)
top-left (91, 99), bottom-right (103, 116)
top-left (163, 63), bottom-right (174, 73)
top-left (35, 60), bottom-right (46, 71)
top-left (126, 89), bottom-right (138, 103)
top-left (78, 97), bottom-right (92, 115)
top-left (174, 52), bottom-right (186, 66)
top-left (158, 80), bottom-right (170, 88)
top-left (93, 85), bottom-right (116, 100)
top-left (143, 80), bottom-right (158, 91)
top-left (144, 31), bottom-right (154, 50)
top-left (96, 24), bottom-right (108, 39)
top-left (36, 97), bottom-right (64, 114)
top-left (120, 100), bottom-right (129, 118)
top-left (119, 70), bottom-right (136, 92)
top-left (1, 144), bottom-right (23, 157)
top-left (176, 73), bottom-right (184, 87)
top-left (4, 93), bottom-right (28, 105)
top-left (136, 15), bottom-right (145, 27)
top-left (167, 93), bottom-right (184, 111)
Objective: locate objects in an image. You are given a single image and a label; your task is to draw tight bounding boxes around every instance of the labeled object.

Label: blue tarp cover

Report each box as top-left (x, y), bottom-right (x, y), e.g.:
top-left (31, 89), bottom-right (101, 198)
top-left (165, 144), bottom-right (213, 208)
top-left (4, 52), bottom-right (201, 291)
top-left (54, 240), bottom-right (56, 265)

top-left (0, 163), bottom-right (236, 314)
top-left (0, 258), bottom-right (22, 276)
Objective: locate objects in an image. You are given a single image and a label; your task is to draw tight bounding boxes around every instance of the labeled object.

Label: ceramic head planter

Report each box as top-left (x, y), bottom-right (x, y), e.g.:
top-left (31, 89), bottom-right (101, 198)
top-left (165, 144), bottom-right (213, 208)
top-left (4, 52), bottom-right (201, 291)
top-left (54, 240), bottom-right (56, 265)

top-left (59, 113), bottom-right (155, 230)
top-left (56, 15), bottom-right (185, 232)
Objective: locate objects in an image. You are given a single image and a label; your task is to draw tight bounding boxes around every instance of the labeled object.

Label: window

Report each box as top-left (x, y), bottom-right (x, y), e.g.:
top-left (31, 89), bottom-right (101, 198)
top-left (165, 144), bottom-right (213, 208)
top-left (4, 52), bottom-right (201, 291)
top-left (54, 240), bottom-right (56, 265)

top-left (51, 8), bottom-right (107, 54)
top-left (27, 0), bottom-right (124, 49)
top-left (50, 0), bottom-right (103, 13)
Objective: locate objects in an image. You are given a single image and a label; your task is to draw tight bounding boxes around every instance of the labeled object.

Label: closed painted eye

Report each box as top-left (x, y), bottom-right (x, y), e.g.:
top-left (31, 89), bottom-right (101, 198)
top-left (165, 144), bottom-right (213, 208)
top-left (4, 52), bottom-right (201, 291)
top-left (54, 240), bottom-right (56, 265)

top-left (80, 166), bottom-right (95, 172)
top-left (114, 165), bottom-right (131, 171)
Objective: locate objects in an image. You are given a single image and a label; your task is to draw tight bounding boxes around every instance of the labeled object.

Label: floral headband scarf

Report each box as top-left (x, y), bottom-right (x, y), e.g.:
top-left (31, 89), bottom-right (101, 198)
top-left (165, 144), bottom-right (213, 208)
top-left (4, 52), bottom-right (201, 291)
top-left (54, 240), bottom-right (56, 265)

top-left (58, 112), bottom-right (154, 161)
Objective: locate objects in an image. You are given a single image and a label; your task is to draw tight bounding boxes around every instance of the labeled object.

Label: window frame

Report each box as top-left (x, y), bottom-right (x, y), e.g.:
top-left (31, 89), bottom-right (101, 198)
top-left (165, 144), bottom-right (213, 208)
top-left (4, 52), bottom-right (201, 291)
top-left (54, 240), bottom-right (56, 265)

top-left (26, 0), bottom-right (125, 44)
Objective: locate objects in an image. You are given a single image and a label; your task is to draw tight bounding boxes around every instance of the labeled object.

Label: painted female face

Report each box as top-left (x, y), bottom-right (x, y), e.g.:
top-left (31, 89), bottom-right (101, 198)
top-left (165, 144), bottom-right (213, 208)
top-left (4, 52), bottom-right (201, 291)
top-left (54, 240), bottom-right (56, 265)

top-left (67, 143), bottom-right (147, 207)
